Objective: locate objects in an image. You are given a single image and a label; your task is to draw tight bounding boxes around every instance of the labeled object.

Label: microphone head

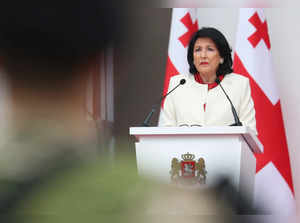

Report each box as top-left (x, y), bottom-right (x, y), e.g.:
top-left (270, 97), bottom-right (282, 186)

top-left (215, 77), bottom-right (221, 84)
top-left (180, 79), bottom-right (186, 85)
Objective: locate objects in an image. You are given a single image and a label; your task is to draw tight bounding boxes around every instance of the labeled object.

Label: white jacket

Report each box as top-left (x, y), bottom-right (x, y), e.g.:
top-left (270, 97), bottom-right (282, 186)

top-left (159, 73), bottom-right (257, 133)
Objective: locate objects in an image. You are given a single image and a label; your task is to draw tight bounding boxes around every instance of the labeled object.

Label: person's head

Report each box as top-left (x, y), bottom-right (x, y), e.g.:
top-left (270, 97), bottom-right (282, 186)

top-left (0, 1), bottom-right (126, 91)
top-left (187, 27), bottom-right (233, 77)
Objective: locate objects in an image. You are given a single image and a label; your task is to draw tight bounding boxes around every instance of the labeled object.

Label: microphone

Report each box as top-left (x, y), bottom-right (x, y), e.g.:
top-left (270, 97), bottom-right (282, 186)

top-left (215, 77), bottom-right (242, 126)
top-left (142, 79), bottom-right (186, 127)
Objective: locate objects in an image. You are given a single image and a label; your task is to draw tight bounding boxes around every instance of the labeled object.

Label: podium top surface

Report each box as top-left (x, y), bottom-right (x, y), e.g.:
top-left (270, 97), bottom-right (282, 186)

top-left (130, 126), bottom-right (253, 135)
top-left (129, 126), bottom-right (263, 154)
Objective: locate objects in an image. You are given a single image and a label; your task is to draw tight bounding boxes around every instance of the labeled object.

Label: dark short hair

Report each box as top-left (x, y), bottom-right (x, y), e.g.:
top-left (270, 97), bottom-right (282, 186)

top-left (187, 27), bottom-right (233, 76)
top-left (0, 1), bottom-right (127, 89)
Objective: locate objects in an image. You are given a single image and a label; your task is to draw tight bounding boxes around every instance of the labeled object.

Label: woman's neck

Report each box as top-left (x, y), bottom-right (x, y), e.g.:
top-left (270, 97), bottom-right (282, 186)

top-left (199, 72), bottom-right (217, 84)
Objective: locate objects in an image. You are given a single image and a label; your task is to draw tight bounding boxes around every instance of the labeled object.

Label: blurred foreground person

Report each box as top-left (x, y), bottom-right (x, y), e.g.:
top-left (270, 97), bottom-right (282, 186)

top-left (0, 2), bottom-right (262, 222)
top-left (0, 1), bottom-right (144, 222)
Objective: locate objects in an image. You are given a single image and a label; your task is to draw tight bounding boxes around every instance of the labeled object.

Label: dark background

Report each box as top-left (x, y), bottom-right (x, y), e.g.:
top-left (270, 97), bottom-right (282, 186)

top-left (113, 9), bottom-right (172, 152)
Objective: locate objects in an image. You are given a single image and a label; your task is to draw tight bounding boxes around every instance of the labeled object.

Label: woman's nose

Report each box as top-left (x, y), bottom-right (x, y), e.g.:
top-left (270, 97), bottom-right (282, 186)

top-left (200, 50), bottom-right (207, 58)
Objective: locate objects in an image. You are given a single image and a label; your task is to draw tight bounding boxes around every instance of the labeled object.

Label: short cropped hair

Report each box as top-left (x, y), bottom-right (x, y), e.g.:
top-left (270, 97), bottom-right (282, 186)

top-left (187, 27), bottom-right (233, 76)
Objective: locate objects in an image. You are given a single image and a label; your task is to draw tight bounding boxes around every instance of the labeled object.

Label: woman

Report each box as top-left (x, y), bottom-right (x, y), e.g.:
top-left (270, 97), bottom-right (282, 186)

top-left (159, 27), bottom-right (257, 133)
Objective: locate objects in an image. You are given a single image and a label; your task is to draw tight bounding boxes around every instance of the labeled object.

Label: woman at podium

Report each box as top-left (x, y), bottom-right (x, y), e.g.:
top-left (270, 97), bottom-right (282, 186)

top-left (159, 27), bottom-right (257, 134)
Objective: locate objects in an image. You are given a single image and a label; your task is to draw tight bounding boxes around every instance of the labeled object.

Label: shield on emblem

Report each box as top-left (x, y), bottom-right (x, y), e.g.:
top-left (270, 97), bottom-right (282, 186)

top-left (181, 160), bottom-right (195, 178)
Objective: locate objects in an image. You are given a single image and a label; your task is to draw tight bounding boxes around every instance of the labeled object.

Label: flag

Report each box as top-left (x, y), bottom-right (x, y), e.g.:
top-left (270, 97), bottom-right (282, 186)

top-left (159, 8), bottom-right (198, 111)
top-left (233, 8), bottom-right (295, 214)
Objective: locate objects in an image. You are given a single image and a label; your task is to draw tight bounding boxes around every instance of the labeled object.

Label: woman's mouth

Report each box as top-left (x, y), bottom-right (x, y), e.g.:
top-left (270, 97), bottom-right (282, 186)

top-left (200, 62), bottom-right (209, 65)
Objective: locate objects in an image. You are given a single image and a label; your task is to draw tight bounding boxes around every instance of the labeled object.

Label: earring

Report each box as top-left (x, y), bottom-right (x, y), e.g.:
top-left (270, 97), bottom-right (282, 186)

top-left (220, 58), bottom-right (224, 64)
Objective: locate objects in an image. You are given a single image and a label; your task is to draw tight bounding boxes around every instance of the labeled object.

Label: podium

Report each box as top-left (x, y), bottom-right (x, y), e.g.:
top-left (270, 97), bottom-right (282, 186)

top-left (130, 126), bottom-right (263, 200)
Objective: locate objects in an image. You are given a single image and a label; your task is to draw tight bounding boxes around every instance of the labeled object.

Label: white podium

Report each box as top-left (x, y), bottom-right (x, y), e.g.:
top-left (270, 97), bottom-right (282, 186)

top-left (130, 126), bottom-right (263, 200)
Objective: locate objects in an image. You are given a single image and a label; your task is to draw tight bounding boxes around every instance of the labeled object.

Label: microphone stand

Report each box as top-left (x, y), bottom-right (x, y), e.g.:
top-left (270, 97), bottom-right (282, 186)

top-left (142, 79), bottom-right (186, 127)
top-left (216, 77), bottom-right (242, 126)
top-left (142, 106), bottom-right (158, 127)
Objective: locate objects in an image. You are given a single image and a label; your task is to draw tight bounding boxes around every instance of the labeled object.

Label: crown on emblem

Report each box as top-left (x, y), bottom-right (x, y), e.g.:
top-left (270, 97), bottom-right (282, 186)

top-left (181, 152), bottom-right (195, 161)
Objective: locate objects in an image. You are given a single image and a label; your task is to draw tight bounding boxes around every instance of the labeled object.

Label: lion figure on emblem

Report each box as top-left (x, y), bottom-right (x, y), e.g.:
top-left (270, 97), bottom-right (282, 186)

top-left (196, 158), bottom-right (207, 184)
top-left (170, 158), bottom-right (180, 182)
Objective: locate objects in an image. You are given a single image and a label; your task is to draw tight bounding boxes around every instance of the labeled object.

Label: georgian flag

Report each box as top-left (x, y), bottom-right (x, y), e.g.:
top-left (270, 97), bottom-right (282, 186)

top-left (233, 8), bottom-right (295, 214)
top-left (159, 8), bottom-right (198, 110)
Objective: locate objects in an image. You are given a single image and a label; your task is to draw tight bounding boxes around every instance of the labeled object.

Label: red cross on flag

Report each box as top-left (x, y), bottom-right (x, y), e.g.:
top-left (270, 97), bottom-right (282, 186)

top-left (159, 8), bottom-right (198, 110)
top-left (233, 8), bottom-right (295, 214)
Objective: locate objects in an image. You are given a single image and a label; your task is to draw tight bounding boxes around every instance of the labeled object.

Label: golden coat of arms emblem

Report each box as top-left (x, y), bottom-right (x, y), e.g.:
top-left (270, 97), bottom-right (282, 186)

top-left (170, 153), bottom-right (207, 185)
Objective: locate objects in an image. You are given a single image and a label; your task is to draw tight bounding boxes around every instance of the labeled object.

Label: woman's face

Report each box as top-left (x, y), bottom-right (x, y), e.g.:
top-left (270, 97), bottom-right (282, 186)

top-left (193, 37), bottom-right (222, 77)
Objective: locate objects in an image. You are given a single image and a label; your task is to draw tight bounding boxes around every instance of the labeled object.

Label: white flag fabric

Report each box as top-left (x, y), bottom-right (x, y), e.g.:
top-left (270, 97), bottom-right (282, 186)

top-left (233, 8), bottom-right (295, 214)
top-left (159, 8), bottom-right (198, 112)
